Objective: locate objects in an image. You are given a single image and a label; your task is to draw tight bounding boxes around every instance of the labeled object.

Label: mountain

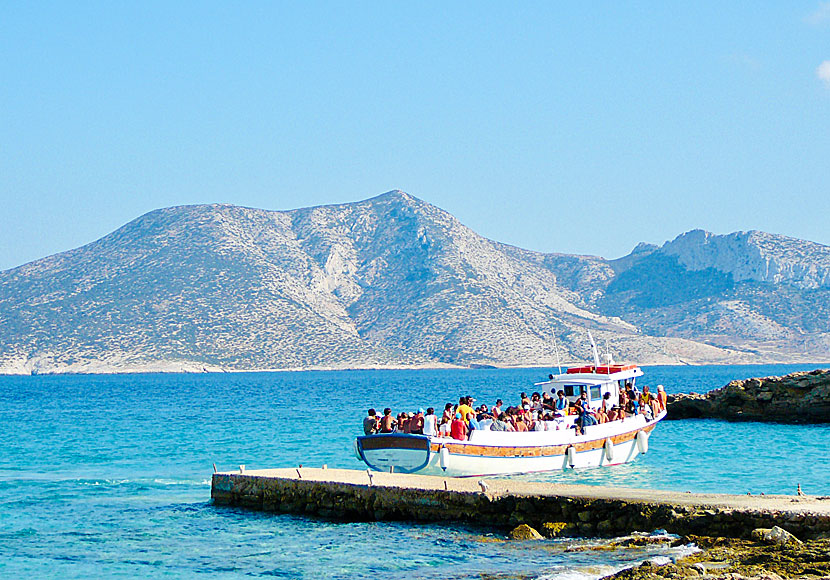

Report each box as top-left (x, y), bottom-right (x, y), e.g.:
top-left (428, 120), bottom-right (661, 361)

top-left (1, 191), bottom-right (828, 374)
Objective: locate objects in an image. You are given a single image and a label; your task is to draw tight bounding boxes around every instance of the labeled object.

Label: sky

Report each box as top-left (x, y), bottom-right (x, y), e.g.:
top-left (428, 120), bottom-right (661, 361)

top-left (2, 2), bottom-right (830, 271)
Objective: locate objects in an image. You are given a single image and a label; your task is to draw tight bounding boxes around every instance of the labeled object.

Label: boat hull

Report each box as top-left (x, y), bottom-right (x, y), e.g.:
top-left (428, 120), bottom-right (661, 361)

top-left (356, 412), bottom-right (665, 477)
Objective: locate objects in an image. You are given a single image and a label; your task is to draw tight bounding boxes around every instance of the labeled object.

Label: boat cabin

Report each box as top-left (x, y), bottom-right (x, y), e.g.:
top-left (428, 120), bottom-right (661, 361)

top-left (535, 364), bottom-right (643, 412)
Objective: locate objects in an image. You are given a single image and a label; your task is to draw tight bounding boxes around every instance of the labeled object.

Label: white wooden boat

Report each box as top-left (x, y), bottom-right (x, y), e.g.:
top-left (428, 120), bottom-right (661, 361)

top-left (354, 363), bottom-right (666, 477)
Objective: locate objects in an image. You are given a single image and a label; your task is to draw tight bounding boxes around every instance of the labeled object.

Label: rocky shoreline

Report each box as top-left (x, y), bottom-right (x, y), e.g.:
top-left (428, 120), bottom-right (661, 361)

top-left (214, 469), bottom-right (830, 579)
top-left (505, 526), bottom-right (830, 580)
top-left (666, 369), bottom-right (830, 423)
top-left (603, 534), bottom-right (830, 580)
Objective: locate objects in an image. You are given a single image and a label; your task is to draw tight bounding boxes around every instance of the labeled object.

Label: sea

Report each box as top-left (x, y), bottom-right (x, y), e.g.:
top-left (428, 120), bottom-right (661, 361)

top-left (1, 363), bottom-right (828, 579)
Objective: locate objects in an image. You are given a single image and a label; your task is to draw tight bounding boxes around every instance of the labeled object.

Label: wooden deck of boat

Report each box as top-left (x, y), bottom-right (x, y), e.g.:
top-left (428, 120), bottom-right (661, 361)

top-left (211, 467), bottom-right (830, 539)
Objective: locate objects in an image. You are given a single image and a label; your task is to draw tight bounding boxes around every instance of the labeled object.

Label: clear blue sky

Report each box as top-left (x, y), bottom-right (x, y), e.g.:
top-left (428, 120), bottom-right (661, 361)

top-left (2, 2), bottom-right (829, 271)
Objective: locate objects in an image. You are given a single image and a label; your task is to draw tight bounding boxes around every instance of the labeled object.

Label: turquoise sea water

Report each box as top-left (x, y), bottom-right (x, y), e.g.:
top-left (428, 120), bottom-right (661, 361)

top-left (1, 364), bottom-right (828, 578)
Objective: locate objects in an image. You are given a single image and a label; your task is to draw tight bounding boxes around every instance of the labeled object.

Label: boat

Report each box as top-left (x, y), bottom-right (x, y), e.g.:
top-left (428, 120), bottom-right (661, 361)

top-left (354, 361), bottom-right (666, 477)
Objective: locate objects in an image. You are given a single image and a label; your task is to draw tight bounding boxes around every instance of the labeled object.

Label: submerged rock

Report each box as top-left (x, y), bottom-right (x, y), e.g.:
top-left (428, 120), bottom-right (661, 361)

top-left (509, 523), bottom-right (544, 540)
top-left (541, 521), bottom-right (570, 537)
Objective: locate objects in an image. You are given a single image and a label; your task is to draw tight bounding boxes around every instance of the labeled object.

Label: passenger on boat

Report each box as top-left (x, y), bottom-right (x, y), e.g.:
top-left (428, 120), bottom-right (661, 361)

top-left (363, 409), bottom-right (379, 435)
top-left (640, 386), bottom-right (661, 417)
top-left (520, 392), bottom-right (531, 407)
top-left (555, 390), bottom-right (569, 414)
top-left (442, 403), bottom-right (454, 423)
top-left (656, 385), bottom-right (667, 412)
top-left (438, 416), bottom-right (451, 437)
top-left (423, 408), bottom-right (437, 436)
top-left (493, 399), bottom-right (504, 418)
top-left (514, 409), bottom-right (529, 432)
top-left (625, 385), bottom-right (640, 415)
top-left (530, 392), bottom-right (543, 412)
top-left (380, 408), bottom-right (395, 433)
top-left (574, 396), bottom-right (598, 434)
top-left (450, 412), bottom-right (467, 441)
top-left (457, 397), bottom-right (475, 426)
top-left (410, 409), bottom-right (425, 434)
top-left (397, 412), bottom-right (409, 433)
top-left (607, 405), bottom-right (620, 422)
top-left (542, 392), bottom-right (555, 411)
top-left (489, 414), bottom-right (514, 431)
top-left (466, 412), bottom-right (481, 438)
top-left (597, 393), bottom-right (611, 423)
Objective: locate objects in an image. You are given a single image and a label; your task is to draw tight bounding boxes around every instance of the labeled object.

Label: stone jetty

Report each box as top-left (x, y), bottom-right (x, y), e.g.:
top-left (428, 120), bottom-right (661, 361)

top-left (211, 468), bottom-right (830, 539)
top-left (667, 368), bottom-right (830, 423)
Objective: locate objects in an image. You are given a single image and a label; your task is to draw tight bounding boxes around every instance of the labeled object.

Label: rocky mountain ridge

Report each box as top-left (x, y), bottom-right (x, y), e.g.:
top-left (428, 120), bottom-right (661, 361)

top-left (1, 191), bottom-right (828, 374)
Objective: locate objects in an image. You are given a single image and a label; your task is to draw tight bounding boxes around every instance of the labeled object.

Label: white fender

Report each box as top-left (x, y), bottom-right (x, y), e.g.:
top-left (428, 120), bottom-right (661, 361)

top-left (566, 445), bottom-right (576, 468)
top-left (439, 446), bottom-right (450, 471)
top-left (636, 430), bottom-right (649, 454)
top-left (353, 439), bottom-right (362, 461)
top-left (604, 438), bottom-right (614, 462)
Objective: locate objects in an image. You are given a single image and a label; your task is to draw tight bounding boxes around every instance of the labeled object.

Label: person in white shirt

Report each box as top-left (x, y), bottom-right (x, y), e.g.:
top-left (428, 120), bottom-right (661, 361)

top-left (423, 407), bottom-right (438, 437)
top-left (492, 399), bottom-right (504, 418)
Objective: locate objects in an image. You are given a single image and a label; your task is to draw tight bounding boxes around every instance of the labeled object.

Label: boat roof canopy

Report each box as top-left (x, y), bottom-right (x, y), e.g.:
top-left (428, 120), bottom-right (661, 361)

top-left (534, 364), bottom-right (643, 386)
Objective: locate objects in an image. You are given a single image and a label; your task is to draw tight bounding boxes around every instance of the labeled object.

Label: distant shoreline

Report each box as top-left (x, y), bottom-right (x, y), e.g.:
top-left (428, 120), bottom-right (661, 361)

top-left (2, 360), bottom-right (828, 377)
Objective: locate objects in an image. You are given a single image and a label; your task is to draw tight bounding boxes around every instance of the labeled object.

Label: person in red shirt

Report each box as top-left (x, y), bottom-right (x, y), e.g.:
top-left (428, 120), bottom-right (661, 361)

top-left (450, 412), bottom-right (467, 441)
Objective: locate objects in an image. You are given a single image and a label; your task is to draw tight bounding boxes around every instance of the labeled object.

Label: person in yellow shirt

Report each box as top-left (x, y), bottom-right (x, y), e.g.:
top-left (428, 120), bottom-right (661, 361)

top-left (456, 396), bottom-right (475, 426)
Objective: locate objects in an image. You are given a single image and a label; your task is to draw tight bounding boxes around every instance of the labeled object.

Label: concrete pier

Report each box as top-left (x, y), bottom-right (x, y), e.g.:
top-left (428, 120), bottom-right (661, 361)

top-left (211, 468), bottom-right (830, 539)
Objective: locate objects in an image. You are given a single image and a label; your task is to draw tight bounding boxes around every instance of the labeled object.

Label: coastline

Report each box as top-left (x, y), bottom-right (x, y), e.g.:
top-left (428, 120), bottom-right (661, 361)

top-left (3, 359), bottom-right (830, 377)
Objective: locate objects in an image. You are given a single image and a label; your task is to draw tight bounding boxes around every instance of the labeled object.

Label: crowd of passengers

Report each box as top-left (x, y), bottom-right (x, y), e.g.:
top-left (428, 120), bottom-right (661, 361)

top-left (363, 383), bottom-right (667, 441)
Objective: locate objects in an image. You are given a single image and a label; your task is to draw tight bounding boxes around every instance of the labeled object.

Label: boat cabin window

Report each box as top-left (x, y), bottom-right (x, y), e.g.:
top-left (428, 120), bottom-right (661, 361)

top-left (619, 378), bottom-right (636, 390)
top-left (589, 385), bottom-right (601, 401)
top-left (563, 384), bottom-right (585, 397)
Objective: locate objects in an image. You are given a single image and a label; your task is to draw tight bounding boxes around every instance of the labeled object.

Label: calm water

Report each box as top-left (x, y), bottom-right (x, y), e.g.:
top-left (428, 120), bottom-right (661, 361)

top-left (1, 364), bottom-right (828, 578)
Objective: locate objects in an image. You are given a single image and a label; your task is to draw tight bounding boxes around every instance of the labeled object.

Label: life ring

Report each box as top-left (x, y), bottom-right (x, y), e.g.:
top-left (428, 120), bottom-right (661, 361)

top-left (604, 438), bottom-right (614, 462)
top-left (636, 430), bottom-right (649, 454)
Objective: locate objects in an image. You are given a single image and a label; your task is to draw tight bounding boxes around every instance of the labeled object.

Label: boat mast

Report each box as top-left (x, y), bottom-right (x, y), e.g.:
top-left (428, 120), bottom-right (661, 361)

top-left (605, 338), bottom-right (611, 372)
top-left (553, 336), bottom-right (562, 375)
top-left (587, 331), bottom-right (600, 367)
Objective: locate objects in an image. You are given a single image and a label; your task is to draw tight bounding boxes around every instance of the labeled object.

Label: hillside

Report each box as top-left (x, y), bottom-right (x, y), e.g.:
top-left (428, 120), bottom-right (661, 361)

top-left (0, 191), bottom-right (827, 374)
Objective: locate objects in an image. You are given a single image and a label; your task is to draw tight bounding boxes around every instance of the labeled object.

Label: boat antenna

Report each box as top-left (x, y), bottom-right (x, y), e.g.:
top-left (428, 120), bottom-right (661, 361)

top-left (588, 331), bottom-right (600, 368)
top-left (553, 336), bottom-right (562, 376)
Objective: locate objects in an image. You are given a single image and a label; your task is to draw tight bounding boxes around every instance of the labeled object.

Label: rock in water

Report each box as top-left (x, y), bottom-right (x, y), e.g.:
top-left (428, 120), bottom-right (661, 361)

top-left (509, 524), bottom-right (543, 540)
top-left (666, 369), bottom-right (830, 423)
top-left (751, 526), bottom-right (804, 546)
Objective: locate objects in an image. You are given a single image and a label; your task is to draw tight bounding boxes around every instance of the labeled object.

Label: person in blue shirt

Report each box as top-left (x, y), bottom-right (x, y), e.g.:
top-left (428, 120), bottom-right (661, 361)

top-left (466, 412), bottom-right (481, 438)
top-left (555, 390), bottom-right (569, 414)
